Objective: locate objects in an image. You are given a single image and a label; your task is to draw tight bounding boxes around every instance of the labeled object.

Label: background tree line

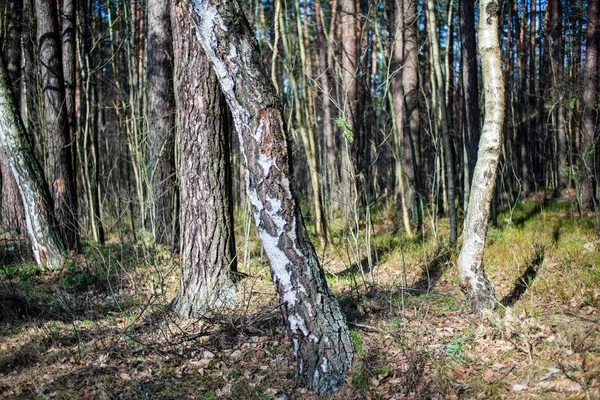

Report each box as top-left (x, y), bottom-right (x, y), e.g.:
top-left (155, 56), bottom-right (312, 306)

top-left (0, 0), bottom-right (598, 394)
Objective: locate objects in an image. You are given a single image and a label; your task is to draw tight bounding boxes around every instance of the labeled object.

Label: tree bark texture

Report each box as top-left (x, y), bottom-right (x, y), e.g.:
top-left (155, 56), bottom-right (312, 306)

top-left (170, 0), bottom-right (237, 317)
top-left (551, 0), bottom-right (567, 189)
top-left (460, 0), bottom-right (480, 207)
top-left (403, 0), bottom-right (422, 227)
top-left (457, 0), bottom-right (504, 314)
top-left (147, 0), bottom-right (178, 245)
top-left (189, 0), bottom-right (352, 394)
top-left (0, 58), bottom-right (67, 268)
top-left (0, 1), bottom-right (26, 234)
top-left (61, 0), bottom-right (77, 155)
top-left (581, 0), bottom-right (598, 210)
top-left (35, 0), bottom-right (78, 250)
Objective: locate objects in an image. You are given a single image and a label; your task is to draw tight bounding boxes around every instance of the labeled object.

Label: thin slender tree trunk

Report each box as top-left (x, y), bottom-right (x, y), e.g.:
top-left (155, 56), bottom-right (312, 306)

top-left (35, 0), bottom-right (79, 250)
top-left (403, 0), bottom-right (422, 228)
top-left (427, 0), bottom-right (457, 244)
top-left (457, 0), bottom-right (504, 314)
top-left (551, 0), bottom-right (567, 190)
top-left (147, 0), bottom-right (178, 245)
top-left (460, 0), bottom-right (480, 213)
top-left (390, 0), bottom-right (413, 237)
top-left (581, 0), bottom-right (599, 210)
top-left (170, 0), bottom-right (237, 317)
top-left (189, 0), bottom-right (352, 394)
top-left (0, 59), bottom-right (66, 268)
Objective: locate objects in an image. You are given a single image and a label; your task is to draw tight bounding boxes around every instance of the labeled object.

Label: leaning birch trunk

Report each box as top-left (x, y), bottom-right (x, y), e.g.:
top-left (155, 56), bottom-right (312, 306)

top-left (0, 59), bottom-right (67, 268)
top-left (189, 0), bottom-right (352, 394)
top-left (456, 0), bottom-right (504, 314)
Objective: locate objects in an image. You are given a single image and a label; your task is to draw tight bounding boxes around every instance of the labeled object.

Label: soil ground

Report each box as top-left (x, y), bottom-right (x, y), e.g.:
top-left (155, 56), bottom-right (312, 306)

top-left (1, 195), bottom-right (599, 399)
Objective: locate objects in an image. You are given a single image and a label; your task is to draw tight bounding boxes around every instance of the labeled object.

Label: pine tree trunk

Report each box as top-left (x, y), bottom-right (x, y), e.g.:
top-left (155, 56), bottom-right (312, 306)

top-left (551, 0), bottom-right (567, 190)
top-left (581, 0), bottom-right (599, 210)
top-left (457, 0), bottom-right (504, 314)
top-left (170, 0), bottom-right (237, 317)
top-left (147, 0), bottom-right (178, 245)
top-left (35, 0), bottom-right (79, 250)
top-left (0, 59), bottom-right (67, 268)
top-left (403, 0), bottom-right (422, 228)
top-left (460, 0), bottom-right (480, 212)
top-left (189, 0), bottom-right (352, 394)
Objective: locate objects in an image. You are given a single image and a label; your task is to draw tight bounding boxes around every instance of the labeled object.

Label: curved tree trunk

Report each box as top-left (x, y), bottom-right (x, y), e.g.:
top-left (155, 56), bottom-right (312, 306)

top-left (457, 0), bottom-right (504, 314)
top-left (581, 0), bottom-right (598, 210)
top-left (0, 58), bottom-right (66, 268)
top-left (35, 0), bottom-right (79, 250)
top-left (170, 0), bottom-right (237, 317)
top-left (189, 0), bottom-right (352, 394)
top-left (147, 0), bottom-right (178, 245)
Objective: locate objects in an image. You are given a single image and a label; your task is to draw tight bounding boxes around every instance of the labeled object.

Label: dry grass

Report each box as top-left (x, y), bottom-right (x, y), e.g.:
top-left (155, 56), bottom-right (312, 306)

top-left (1, 195), bottom-right (599, 399)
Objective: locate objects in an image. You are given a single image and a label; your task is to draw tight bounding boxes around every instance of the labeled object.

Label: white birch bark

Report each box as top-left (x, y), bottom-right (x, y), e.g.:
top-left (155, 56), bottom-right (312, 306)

top-left (456, 0), bottom-right (504, 314)
top-left (0, 58), bottom-right (67, 269)
top-left (188, 0), bottom-right (352, 394)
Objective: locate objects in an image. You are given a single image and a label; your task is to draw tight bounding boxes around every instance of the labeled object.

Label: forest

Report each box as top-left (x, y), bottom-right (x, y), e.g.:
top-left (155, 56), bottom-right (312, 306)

top-left (0, 0), bottom-right (599, 398)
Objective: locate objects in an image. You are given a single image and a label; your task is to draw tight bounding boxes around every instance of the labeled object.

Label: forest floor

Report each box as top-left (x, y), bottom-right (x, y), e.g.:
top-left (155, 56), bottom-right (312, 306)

top-left (1, 194), bottom-right (599, 399)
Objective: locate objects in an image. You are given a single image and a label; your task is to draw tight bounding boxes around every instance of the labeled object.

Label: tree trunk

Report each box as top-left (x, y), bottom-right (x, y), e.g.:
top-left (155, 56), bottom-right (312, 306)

top-left (189, 0), bottom-right (352, 394)
top-left (170, 0), bottom-right (237, 317)
top-left (581, 0), bottom-right (599, 210)
top-left (0, 0), bottom-right (26, 234)
top-left (551, 0), bottom-right (567, 190)
top-left (390, 0), bottom-right (413, 237)
top-left (35, 0), bottom-right (79, 250)
top-left (457, 0), bottom-right (504, 314)
top-left (0, 58), bottom-right (67, 268)
top-left (403, 0), bottom-right (422, 228)
top-left (460, 0), bottom-right (480, 212)
top-left (147, 0), bottom-right (178, 245)
top-left (426, 0), bottom-right (457, 244)
top-left (62, 0), bottom-right (77, 178)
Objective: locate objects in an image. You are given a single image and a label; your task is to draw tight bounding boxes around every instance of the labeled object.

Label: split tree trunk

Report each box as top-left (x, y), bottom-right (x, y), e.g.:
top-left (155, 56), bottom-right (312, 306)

top-left (581, 0), bottom-right (598, 211)
top-left (0, 58), bottom-right (67, 268)
top-left (189, 0), bottom-right (352, 394)
top-left (35, 0), bottom-right (79, 250)
top-left (457, 0), bottom-right (505, 314)
top-left (147, 0), bottom-right (178, 245)
top-left (170, 0), bottom-right (237, 317)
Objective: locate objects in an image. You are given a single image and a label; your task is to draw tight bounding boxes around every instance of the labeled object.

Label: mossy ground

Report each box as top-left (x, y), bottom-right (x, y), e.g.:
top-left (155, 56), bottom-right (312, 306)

top-left (1, 194), bottom-right (599, 399)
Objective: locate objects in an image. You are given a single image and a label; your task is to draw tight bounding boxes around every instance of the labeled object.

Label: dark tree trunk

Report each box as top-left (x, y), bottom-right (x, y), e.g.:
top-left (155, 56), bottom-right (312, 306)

top-left (147, 0), bottom-right (178, 246)
top-left (460, 0), bottom-right (480, 209)
top-left (35, 0), bottom-right (78, 250)
top-left (170, 0), bottom-right (237, 317)
top-left (61, 0), bottom-right (77, 174)
top-left (551, 0), bottom-right (567, 190)
top-left (581, 0), bottom-right (599, 210)
top-left (0, 58), bottom-right (66, 268)
top-left (189, 0), bottom-right (352, 394)
top-left (403, 0), bottom-right (422, 228)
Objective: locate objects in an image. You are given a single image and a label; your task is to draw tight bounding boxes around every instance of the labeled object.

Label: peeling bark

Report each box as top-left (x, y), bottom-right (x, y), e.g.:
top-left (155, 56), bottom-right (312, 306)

top-left (188, 0), bottom-right (352, 394)
top-left (456, 0), bottom-right (504, 314)
top-left (0, 57), bottom-right (66, 268)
